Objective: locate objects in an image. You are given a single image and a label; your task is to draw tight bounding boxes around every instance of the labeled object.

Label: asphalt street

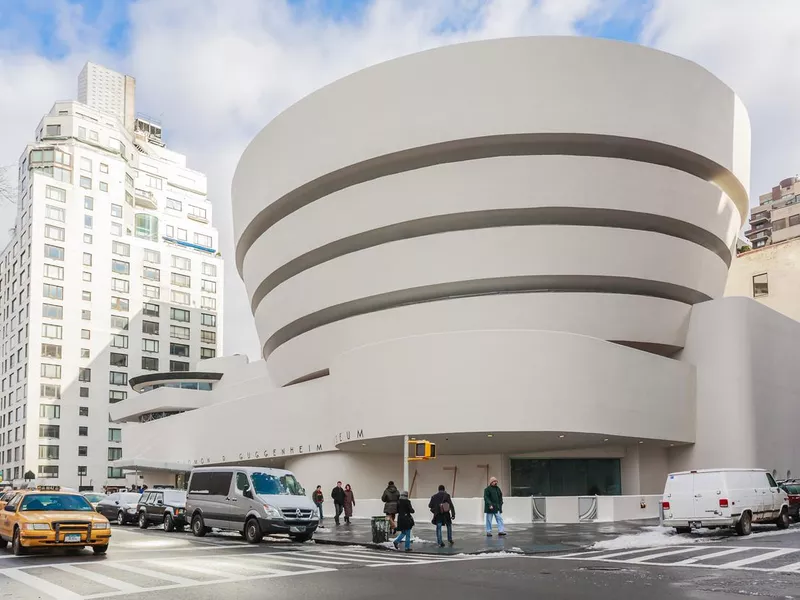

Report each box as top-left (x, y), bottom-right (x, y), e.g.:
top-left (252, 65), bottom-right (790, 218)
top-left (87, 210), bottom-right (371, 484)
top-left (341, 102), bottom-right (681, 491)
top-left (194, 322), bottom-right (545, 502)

top-left (0, 524), bottom-right (798, 599)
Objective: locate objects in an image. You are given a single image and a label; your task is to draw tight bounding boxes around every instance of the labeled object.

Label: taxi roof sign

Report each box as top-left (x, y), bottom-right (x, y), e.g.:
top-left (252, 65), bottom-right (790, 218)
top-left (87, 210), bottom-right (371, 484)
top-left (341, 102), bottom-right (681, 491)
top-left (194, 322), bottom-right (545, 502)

top-left (36, 485), bottom-right (61, 491)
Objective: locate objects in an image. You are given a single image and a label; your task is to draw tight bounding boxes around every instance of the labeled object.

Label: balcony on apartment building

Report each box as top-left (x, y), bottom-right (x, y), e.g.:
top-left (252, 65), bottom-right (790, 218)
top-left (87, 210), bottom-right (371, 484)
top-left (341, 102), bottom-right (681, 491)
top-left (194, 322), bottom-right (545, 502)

top-left (749, 210), bottom-right (770, 226)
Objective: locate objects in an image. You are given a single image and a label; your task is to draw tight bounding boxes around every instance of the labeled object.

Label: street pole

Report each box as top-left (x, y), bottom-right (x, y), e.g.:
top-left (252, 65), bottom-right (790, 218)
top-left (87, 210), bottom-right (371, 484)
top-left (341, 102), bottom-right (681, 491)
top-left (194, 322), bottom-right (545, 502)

top-left (403, 435), bottom-right (409, 493)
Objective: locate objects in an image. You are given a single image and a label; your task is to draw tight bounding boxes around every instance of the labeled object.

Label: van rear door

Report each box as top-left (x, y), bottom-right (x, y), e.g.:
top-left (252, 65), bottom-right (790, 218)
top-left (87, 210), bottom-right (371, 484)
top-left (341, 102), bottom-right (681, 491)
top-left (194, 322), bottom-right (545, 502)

top-left (692, 471), bottom-right (724, 520)
top-left (664, 472), bottom-right (695, 520)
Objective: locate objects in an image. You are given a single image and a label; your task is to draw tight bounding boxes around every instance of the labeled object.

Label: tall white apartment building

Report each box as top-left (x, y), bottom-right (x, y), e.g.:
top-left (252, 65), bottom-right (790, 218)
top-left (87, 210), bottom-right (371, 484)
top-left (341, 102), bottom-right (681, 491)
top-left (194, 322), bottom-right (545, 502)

top-left (0, 62), bottom-right (223, 490)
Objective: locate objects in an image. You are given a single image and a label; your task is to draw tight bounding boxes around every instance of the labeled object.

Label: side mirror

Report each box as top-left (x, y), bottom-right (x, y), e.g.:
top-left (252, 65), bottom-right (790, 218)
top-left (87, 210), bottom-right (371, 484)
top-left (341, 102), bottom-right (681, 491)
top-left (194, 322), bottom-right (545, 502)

top-left (115, 501), bottom-right (120, 505)
top-left (244, 489), bottom-right (253, 499)
top-left (156, 499), bottom-right (163, 506)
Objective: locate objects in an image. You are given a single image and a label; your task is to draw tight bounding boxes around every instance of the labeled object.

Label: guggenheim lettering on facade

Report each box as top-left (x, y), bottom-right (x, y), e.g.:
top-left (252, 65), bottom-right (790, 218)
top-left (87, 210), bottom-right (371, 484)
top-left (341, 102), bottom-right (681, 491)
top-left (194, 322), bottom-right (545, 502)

top-left (117, 37), bottom-right (800, 499)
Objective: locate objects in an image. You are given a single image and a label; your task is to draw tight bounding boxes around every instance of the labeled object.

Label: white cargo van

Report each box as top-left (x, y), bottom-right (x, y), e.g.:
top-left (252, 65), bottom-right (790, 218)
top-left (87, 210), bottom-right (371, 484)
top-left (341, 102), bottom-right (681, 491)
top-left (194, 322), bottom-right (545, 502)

top-left (662, 469), bottom-right (790, 536)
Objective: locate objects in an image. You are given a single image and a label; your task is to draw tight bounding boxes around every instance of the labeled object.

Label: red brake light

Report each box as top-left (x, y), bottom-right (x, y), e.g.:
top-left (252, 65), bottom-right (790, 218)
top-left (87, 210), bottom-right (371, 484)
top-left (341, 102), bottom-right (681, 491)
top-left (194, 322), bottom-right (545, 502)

top-left (662, 501), bottom-right (670, 510)
top-left (719, 498), bottom-right (729, 508)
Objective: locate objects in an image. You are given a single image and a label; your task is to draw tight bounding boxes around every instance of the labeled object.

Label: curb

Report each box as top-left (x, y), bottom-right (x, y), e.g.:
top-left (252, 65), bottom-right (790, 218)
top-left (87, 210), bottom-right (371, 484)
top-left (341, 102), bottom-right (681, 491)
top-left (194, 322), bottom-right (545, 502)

top-left (312, 536), bottom-right (588, 556)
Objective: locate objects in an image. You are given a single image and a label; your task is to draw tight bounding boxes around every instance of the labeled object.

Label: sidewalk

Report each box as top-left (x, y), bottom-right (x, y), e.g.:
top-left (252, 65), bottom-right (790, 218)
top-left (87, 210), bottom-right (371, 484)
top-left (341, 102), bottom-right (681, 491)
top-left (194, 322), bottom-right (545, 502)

top-left (312, 517), bottom-right (657, 555)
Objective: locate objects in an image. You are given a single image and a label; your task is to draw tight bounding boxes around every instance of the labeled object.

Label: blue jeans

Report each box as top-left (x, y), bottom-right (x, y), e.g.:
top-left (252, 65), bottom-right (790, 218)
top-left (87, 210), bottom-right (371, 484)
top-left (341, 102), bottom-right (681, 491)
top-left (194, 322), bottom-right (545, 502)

top-left (394, 529), bottom-right (412, 550)
top-left (315, 502), bottom-right (323, 520)
top-left (485, 512), bottom-right (505, 533)
top-left (436, 521), bottom-right (453, 545)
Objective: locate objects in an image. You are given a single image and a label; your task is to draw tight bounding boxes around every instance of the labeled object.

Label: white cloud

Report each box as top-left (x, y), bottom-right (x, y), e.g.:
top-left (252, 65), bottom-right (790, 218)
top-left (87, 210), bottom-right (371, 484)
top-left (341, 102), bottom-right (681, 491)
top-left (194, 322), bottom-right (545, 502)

top-left (3, 0), bottom-right (789, 359)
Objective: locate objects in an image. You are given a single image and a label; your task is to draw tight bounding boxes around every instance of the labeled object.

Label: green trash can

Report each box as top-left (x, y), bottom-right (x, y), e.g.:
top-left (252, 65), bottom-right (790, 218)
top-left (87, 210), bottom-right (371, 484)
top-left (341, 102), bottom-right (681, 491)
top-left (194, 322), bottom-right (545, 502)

top-left (371, 516), bottom-right (390, 544)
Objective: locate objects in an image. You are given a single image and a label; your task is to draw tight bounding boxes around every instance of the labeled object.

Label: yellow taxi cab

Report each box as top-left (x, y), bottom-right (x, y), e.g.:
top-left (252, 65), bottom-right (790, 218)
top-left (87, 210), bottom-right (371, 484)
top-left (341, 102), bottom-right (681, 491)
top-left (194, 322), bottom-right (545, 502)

top-left (0, 486), bottom-right (111, 555)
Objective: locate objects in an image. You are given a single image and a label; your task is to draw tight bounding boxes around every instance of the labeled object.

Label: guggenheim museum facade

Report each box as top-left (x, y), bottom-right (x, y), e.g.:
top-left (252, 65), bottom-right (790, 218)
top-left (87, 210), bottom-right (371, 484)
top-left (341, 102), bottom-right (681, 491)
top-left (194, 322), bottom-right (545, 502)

top-left (114, 37), bottom-right (800, 499)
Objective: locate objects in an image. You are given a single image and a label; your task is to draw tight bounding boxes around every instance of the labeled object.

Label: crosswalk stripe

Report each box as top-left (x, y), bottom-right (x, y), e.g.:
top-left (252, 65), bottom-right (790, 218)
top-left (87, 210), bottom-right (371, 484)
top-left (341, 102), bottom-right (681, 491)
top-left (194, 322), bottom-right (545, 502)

top-left (774, 560), bottom-right (800, 573)
top-left (50, 564), bottom-right (144, 594)
top-left (213, 557), bottom-right (300, 575)
top-left (671, 547), bottom-right (751, 565)
top-left (148, 559), bottom-right (236, 580)
top-left (624, 547), bottom-right (710, 563)
top-left (102, 561), bottom-right (198, 585)
top-left (314, 550), bottom-right (407, 563)
top-left (717, 549), bottom-right (798, 568)
top-left (340, 548), bottom-right (453, 560)
top-left (2, 568), bottom-right (83, 600)
top-left (586, 546), bottom-right (695, 560)
top-left (246, 553), bottom-right (353, 566)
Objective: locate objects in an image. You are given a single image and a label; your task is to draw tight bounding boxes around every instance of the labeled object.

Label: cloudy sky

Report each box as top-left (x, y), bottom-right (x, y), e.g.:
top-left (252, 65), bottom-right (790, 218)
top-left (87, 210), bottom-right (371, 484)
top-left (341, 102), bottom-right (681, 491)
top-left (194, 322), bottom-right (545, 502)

top-left (0, 0), bottom-right (797, 359)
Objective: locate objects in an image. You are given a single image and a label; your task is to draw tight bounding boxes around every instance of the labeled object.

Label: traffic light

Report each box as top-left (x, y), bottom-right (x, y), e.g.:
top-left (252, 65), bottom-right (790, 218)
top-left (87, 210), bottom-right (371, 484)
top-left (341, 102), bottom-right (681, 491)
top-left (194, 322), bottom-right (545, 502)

top-left (408, 440), bottom-right (436, 461)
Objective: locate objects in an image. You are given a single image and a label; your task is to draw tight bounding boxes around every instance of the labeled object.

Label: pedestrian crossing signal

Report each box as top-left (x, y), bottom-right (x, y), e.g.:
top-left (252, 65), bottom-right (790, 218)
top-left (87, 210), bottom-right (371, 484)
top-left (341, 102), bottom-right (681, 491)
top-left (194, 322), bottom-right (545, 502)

top-left (409, 440), bottom-right (436, 461)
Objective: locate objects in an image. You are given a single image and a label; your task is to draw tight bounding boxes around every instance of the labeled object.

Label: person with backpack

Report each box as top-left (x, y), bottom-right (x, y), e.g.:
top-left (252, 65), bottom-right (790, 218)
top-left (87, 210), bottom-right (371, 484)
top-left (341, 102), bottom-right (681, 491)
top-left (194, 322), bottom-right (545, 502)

top-left (428, 484), bottom-right (456, 547)
top-left (484, 476), bottom-right (506, 536)
top-left (392, 491), bottom-right (415, 552)
top-left (312, 485), bottom-right (325, 522)
top-left (381, 481), bottom-right (400, 532)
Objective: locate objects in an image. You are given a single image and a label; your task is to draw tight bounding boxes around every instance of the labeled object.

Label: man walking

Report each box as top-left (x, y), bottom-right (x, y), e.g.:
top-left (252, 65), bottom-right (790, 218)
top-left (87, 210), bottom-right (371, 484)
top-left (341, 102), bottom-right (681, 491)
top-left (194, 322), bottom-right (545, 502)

top-left (428, 484), bottom-right (456, 547)
top-left (381, 481), bottom-right (400, 532)
top-left (484, 476), bottom-right (506, 536)
top-left (331, 481), bottom-right (346, 525)
top-left (312, 485), bottom-right (325, 522)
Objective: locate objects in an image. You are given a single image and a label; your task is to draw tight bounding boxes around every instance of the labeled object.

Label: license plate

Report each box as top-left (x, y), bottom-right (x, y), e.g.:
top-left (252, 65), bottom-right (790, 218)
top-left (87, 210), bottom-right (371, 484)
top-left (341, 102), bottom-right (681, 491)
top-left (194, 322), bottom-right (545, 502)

top-left (64, 534), bottom-right (81, 543)
top-left (289, 526), bottom-right (306, 533)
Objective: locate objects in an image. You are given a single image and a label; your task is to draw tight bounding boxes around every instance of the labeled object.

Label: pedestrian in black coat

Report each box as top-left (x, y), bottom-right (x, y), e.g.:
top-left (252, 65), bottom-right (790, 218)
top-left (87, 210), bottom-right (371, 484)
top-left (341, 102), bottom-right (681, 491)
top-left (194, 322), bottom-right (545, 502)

top-left (429, 485), bottom-right (456, 547)
top-left (393, 491), bottom-right (415, 552)
top-left (331, 481), bottom-right (346, 525)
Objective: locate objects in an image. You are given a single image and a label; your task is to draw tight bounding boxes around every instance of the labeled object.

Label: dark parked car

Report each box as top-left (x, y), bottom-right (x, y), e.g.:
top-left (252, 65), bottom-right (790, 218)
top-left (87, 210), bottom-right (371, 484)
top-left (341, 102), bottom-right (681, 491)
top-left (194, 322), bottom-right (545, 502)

top-left (137, 489), bottom-right (187, 531)
top-left (779, 481), bottom-right (800, 521)
top-left (96, 492), bottom-right (142, 525)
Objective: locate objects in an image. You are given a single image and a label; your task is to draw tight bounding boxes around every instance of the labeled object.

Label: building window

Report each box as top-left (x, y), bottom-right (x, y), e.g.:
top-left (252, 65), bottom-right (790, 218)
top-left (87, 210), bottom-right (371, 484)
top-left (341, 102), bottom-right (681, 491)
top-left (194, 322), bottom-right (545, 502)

top-left (201, 280), bottom-right (216, 293)
top-left (84, 196), bottom-right (94, 210)
top-left (134, 213), bottom-right (159, 241)
top-left (177, 228), bottom-right (188, 241)
top-left (112, 259), bottom-right (130, 275)
top-left (201, 330), bottom-right (216, 345)
top-left (142, 321), bottom-right (160, 335)
top-left (83, 270), bottom-right (93, 281)
top-left (43, 264), bottom-right (64, 280)
top-left (166, 198), bottom-right (182, 211)
top-left (42, 323), bottom-right (63, 339)
top-left (773, 218), bottom-right (787, 231)
top-left (38, 465), bottom-right (59, 479)
top-left (79, 406), bottom-right (89, 416)
top-left (45, 185), bottom-right (66, 203)
top-left (142, 338), bottom-right (159, 353)
top-left (40, 384), bottom-right (61, 399)
top-left (200, 347), bottom-right (216, 359)
top-left (100, 163), bottom-right (108, 173)
top-left (45, 205), bottom-right (65, 222)
top-left (110, 203), bottom-right (122, 218)
top-left (44, 244), bottom-right (64, 261)
top-left (143, 284), bottom-right (160, 299)
top-left (201, 296), bottom-right (216, 310)
top-left (112, 241), bottom-right (130, 256)
top-left (40, 363), bottom-right (61, 379)
top-left (80, 176), bottom-right (92, 189)
top-left (41, 343), bottom-right (62, 359)
top-left (38, 445), bottom-right (59, 459)
top-left (109, 372), bottom-right (128, 386)
top-left (753, 273), bottom-right (768, 297)
top-left (166, 224), bottom-right (174, 238)
top-left (110, 315), bottom-right (129, 330)
top-left (84, 233), bottom-right (93, 244)
top-left (143, 266), bottom-right (160, 281)
top-left (42, 303), bottom-right (63, 319)
top-left (79, 426), bottom-right (88, 436)
top-left (111, 296), bottom-right (129, 312)
top-left (110, 334), bottom-right (129, 349)
top-left (81, 309), bottom-right (91, 320)
top-left (171, 272), bottom-right (191, 287)
top-left (142, 356), bottom-right (159, 371)
top-left (108, 467), bottom-right (124, 479)
top-left (143, 302), bottom-right (160, 317)
top-left (80, 157), bottom-right (92, 172)
top-left (170, 360), bottom-right (190, 372)
top-left (170, 325), bottom-right (190, 340)
top-left (202, 262), bottom-right (217, 277)
top-left (194, 233), bottom-right (213, 248)
top-left (170, 307), bottom-right (190, 322)
top-left (171, 255), bottom-right (191, 270)
top-left (109, 391), bottom-right (127, 404)
top-left (78, 446), bottom-right (87, 456)
top-left (201, 313), bottom-right (216, 327)
top-left (171, 291), bottom-right (190, 305)
top-left (81, 348), bottom-right (90, 358)
top-left (84, 214), bottom-right (93, 229)
top-left (83, 252), bottom-right (93, 266)
top-left (790, 214), bottom-right (800, 227)
top-left (111, 222), bottom-right (122, 237)
top-left (110, 353), bottom-right (128, 368)
top-left (39, 404), bottom-right (60, 419)
top-left (99, 181), bottom-right (108, 192)
top-left (109, 428), bottom-right (122, 442)
top-left (46, 124), bottom-right (61, 136)
top-left (189, 205), bottom-right (207, 220)
top-left (39, 424), bottom-right (60, 438)
top-left (43, 284), bottom-right (64, 301)
top-left (144, 249), bottom-right (161, 264)
top-left (111, 278), bottom-right (130, 293)
top-left (44, 224), bottom-right (65, 241)
top-left (79, 387), bottom-right (89, 398)
top-left (170, 343), bottom-right (190, 357)
top-left (78, 465), bottom-right (87, 476)
top-left (82, 290), bottom-right (92, 301)
top-left (108, 447), bottom-right (123, 461)
top-left (80, 329), bottom-right (91, 340)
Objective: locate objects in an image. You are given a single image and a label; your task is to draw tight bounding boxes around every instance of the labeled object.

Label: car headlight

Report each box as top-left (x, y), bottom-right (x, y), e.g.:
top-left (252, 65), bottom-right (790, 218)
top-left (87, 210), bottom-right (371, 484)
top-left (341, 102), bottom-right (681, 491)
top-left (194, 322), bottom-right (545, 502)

top-left (93, 522), bottom-right (109, 530)
top-left (174, 508), bottom-right (183, 515)
top-left (263, 504), bottom-right (282, 519)
top-left (126, 507), bottom-right (137, 513)
top-left (24, 523), bottom-right (51, 530)
top-left (311, 507), bottom-right (320, 519)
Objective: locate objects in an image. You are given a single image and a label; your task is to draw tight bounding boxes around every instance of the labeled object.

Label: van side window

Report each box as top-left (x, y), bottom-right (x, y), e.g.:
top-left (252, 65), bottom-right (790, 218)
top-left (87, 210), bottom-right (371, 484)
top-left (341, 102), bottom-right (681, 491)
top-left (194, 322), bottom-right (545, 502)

top-left (236, 473), bottom-right (250, 494)
top-left (188, 472), bottom-right (212, 494)
top-left (766, 473), bottom-right (778, 487)
top-left (209, 472), bottom-right (233, 496)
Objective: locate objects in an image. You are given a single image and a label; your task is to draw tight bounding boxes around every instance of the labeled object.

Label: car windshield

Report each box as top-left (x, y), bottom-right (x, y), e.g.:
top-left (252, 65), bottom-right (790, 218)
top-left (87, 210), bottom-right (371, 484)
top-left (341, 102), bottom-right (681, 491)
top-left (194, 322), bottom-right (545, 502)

top-left (250, 472), bottom-right (305, 496)
top-left (83, 494), bottom-right (106, 503)
top-left (120, 493), bottom-right (141, 503)
top-left (20, 494), bottom-right (94, 512)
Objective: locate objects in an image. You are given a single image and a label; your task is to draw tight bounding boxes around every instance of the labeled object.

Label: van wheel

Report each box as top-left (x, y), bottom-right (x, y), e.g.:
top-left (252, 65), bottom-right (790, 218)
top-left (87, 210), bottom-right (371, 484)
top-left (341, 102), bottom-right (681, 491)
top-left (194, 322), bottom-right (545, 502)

top-left (675, 527), bottom-right (691, 534)
top-left (776, 507), bottom-right (790, 530)
top-left (138, 512), bottom-right (149, 529)
top-left (163, 514), bottom-right (175, 532)
top-left (735, 512), bottom-right (752, 536)
top-left (244, 518), bottom-right (263, 544)
top-left (192, 514), bottom-right (208, 537)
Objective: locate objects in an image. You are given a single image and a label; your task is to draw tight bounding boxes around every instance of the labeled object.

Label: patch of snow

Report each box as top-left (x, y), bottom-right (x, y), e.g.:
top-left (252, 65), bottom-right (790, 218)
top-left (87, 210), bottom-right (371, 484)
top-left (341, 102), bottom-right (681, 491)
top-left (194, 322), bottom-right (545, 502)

top-left (591, 526), bottom-right (721, 551)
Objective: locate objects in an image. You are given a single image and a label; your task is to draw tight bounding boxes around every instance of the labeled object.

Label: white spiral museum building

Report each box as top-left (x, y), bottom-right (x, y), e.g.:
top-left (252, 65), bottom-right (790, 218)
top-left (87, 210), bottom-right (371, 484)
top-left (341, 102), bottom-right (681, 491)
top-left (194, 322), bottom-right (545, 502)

top-left (117, 37), bottom-right (799, 510)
